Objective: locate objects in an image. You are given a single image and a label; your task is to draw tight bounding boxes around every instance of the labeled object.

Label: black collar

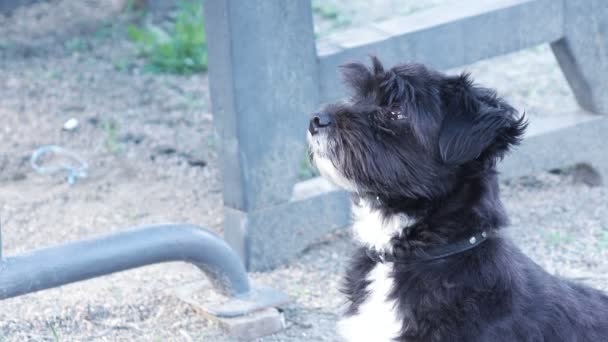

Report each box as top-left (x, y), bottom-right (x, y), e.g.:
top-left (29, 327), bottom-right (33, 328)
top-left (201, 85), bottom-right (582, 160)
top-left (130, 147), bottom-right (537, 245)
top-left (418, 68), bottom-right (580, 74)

top-left (366, 231), bottom-right (489, 264)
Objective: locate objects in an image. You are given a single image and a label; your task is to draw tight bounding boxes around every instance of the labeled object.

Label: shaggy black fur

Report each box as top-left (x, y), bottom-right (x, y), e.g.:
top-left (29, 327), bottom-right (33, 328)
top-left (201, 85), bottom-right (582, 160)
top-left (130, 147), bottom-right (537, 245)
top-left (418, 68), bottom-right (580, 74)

top-left (310, 57), bottom-right (608, 341)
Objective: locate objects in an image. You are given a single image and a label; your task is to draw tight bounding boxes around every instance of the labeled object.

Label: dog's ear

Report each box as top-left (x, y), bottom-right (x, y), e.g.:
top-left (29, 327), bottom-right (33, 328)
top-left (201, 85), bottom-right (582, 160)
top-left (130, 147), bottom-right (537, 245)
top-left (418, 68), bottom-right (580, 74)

top-left (340, 60), bottom-right (376, 100)
top-left (341, 56), bottom-right (411, 105)
top-left (438, 74), bottom-right (527, 165)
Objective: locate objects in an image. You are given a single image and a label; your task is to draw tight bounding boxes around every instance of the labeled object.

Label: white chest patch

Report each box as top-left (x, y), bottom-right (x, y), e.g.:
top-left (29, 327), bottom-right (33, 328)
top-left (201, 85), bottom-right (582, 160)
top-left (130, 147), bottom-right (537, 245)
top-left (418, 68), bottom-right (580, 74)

top-left (338, 263), bottom-right (402, 342)
top-left (351, 198), bottom-right (415, 254)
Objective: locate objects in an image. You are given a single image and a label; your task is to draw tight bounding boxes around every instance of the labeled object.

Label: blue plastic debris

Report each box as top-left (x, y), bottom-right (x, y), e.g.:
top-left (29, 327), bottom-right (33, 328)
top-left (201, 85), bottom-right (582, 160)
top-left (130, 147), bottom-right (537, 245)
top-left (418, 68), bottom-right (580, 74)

top-left (30, 145), bottom-right (88, 185)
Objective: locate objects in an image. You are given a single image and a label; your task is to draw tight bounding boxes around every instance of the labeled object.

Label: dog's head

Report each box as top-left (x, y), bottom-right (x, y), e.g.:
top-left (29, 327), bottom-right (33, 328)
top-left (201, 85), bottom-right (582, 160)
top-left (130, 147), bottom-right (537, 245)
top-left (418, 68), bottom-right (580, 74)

top-left (307, 57), bottom-right (526, 201)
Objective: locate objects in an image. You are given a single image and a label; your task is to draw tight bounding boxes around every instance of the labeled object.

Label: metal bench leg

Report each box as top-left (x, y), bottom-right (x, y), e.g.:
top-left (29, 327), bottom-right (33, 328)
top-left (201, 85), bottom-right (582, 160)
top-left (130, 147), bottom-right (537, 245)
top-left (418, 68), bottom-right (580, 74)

top-left (0, 224), bottom-right (288, 317)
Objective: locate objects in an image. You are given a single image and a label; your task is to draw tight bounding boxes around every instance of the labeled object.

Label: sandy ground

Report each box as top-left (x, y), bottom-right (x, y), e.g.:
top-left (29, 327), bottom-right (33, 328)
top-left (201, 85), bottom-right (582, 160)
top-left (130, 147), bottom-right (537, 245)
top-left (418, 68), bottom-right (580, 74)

top-left (1, 1), bottom-right (606, 341)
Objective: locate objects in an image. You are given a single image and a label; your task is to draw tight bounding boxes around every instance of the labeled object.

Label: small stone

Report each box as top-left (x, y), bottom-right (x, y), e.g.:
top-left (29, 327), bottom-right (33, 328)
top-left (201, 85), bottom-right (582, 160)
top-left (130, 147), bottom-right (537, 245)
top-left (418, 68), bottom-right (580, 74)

top-left (63, 118), bottom-right (79, 131)
top-left (469, 237), bottom-right (477, 244)
top-left (153, 144), bottom-right (177, 155)
top-left (0, 154), bottom-right (7, 172)
top-left (186, 157), bottom-right (206, 168)
top-left (571, 163), bottom-right (602, 187)
top-left (120, 133), bottom-right (145, 145)
top-left (11, 172), bottom-right (26, 181)
top-left (87, 117), bottom-right (100, 126)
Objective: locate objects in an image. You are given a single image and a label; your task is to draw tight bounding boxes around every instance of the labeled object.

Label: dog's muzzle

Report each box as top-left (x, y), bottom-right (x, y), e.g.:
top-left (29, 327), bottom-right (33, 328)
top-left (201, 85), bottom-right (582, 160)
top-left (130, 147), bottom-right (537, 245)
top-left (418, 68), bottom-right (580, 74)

top-left (309, 112), bottom-right (332, 135)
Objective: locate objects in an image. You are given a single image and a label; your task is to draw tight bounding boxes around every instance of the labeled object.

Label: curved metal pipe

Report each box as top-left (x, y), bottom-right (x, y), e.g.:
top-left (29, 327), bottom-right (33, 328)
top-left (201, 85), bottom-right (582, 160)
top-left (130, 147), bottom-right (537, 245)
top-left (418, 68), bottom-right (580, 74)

top-left (0, 224), bottom-right (250, 300)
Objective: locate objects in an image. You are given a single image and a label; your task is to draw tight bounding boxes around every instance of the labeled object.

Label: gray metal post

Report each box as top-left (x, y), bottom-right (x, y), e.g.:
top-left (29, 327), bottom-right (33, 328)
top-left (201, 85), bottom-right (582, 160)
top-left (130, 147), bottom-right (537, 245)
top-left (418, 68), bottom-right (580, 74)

top-left (203, 0), bottom-right (319, 270)
top-left (551, 0), bottom-right (608, 114)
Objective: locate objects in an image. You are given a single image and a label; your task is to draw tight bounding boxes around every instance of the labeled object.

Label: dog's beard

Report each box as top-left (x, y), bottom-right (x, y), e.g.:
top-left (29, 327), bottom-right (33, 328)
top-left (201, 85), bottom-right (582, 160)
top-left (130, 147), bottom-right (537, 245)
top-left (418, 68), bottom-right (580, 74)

top-left (307, 131), bottom-right (358, 192)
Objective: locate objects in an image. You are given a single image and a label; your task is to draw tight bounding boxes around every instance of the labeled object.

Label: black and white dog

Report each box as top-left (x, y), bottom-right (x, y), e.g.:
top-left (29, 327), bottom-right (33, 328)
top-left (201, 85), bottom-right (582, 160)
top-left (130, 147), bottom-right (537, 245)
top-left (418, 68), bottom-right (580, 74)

top-left (307, 57), bottom-right (608, 341)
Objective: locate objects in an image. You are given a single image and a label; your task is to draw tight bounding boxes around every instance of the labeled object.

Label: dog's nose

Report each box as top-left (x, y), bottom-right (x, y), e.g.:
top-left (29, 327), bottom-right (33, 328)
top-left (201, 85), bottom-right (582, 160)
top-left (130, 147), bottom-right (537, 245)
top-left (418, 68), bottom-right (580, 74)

top-left (309, 112), bottom-right (332, 135)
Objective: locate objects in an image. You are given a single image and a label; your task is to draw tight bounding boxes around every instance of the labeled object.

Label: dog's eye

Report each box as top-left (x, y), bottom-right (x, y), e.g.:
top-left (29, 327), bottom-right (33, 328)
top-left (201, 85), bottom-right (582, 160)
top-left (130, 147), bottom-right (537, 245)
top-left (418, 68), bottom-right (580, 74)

top-left (388, 110), bottom-right (407, 121)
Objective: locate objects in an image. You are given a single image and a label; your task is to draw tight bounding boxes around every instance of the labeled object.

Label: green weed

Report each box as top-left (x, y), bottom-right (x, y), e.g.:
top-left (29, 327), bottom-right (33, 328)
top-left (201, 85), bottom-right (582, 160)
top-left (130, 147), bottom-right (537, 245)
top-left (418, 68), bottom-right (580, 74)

top-left (597, 231), bottom-right (608, 251)
top-left (206, 136), bottom-right (216, 148)
top-left (299, 153), bottom-right (319, 180)
top-left (312, 1), bottom-right (351, 32)
top-left (0, 40), bottom-right (11, 50)
top-left (313, 3), bottom-right (340, 20)
top-left (128, 0), bottom-right (207, 74)
top-left (45, 70), bottom-right (61, 80)
top-left (94, 24), bottom-right (114, 42)
top-left (184, 92), bottom-right (205, 110)
top-left (65, 38), bottom-right (88, 52)
top-left (102, 119), bottom-right (121, 154)
top-left (113, 58), bottom-right (131, 72)
top-left (546, 230), bottom-right (573, 247)
top-left (125, 0), bottom-right (137, 13)
top-left (48, 322), bottom-right (60, 342)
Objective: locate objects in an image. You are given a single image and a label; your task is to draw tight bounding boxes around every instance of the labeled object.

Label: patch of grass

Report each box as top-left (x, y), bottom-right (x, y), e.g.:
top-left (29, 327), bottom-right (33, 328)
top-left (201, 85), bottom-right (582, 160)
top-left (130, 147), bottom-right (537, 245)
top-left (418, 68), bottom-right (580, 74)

top-left (113, 58), bottom-right (131, 72)
top-left (312, 1), bottom-right (351, 32)
top-left (45, 70), bottom-right (61, 80)
top-left (596, 231), bottom-right (608, 251)
top-left (128, 0), bottom-right (207, 74)
top-left (94, 24), bottom-right (114, 42)
top-left (206, 136), bottom-right (216, 148)
top-left (313, 2), bottom-right (340, 20)
top-left (110, 286), bottom-right (124, 301)
top-left (125, 0), bottom-right (147, 17)
top-left (102, 119), bottom-right (121, 154)
top-left (545, 230), bottom-right (573, 247)
top-left (399, 3), bottom-right (439, 16)
top-left (184, 92), bottom-right (205, 110)
top-left (65, 37), bottom-right (89, 52)
top-left (0, 40), bottom-right (12, 50)
top-left (125, 0), bottom-right (138, 12)
top-left (299, 152), bottom-right (319, 180)
top-left (48, 322), bottom-right (60, 342)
